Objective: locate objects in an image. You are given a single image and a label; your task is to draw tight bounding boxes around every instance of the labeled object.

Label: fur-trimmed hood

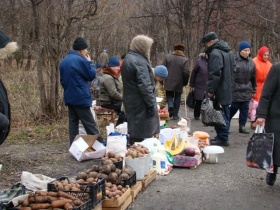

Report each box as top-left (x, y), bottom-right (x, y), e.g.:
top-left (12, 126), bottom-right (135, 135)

top-left (0, 29), bottom-right (18, 59)
top-left (130, 35), bottom-right (153, 61)
top-left (0, 41), bottom-right (18, 59)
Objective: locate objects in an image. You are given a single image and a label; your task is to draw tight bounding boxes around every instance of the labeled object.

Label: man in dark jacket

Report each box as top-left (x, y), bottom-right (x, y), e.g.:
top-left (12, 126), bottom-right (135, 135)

top-left (60, 37), bottom-right (102, 145)
top-left (162, 44), bottom-right (189, 120)
top-left (121, 35), bottom-right (159, 144)
top-left (202, 32), bottom-right (234, 146)
top-left (0, 29), bottom-right (18, 145)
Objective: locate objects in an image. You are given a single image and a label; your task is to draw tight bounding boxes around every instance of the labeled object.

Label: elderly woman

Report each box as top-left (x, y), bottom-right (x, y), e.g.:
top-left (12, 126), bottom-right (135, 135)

top-left (99, 56), bottom-right (125, 126)
top-left (121, 35), bottom-right (159, 144)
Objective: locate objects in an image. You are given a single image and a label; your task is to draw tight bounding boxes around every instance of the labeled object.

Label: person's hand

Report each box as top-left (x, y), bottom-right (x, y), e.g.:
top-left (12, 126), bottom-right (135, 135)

top-left (85, 53), bottom-right (91, 61)
top-left (208, 92), bottom-right (214, 100)
top-left (89, 87), bottom-right (94, 94)
top-left (256, 118), bottom-right (265, 126)
top-left (147, 106), bottom-right (155, 118)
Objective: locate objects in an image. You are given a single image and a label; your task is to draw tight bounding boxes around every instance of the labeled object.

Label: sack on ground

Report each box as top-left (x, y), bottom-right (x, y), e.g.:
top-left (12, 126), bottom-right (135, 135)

top-left (200, 98), bottom-right (226, 127)
top-left (246, 125), bottom-right (274, 173)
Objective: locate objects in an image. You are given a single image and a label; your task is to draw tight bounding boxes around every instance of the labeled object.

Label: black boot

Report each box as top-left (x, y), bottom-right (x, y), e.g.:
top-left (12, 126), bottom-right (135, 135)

top-left (266, 166), bottom-right (278, 186)
top-left (239, 124), bottom-right (249, 134)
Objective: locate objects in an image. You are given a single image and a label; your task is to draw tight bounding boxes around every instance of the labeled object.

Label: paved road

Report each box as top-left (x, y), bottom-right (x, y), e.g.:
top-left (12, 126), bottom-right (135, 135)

top-left (128, 108), bottom-right (280, 210)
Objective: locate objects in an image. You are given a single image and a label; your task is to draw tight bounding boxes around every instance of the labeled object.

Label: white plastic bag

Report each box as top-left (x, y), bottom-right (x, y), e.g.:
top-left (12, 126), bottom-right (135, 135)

top-left (106, 134), bottom-right (127, 157)
top-left (21, 171), bottom-right (55, 191)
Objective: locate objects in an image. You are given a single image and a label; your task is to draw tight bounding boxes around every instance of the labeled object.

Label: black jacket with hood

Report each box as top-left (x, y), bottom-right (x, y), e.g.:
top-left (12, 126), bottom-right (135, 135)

top-left (205, 40), bottom-right (235, 106)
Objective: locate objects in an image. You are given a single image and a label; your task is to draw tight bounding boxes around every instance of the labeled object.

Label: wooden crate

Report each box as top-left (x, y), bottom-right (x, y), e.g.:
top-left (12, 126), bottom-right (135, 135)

top-left (130, 181), bottom-right (142, 202)
top-left (102, 187), bottom-right (131, 208)
top-left (102, 195), bottom-right (132, 210)
top-left (141, 169), bottom-right (157, 191)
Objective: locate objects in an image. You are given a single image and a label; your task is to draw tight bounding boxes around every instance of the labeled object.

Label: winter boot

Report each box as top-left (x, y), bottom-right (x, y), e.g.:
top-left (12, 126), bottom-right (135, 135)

top-left (266, 166), bottom-right (278, 186)
top-left (239, 124), bottom-right (249, 134)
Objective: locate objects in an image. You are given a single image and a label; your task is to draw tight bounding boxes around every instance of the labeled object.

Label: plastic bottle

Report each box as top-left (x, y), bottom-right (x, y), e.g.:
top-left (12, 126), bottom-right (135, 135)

top-left (152, 149), bottom-right (162, 174)
top-left (158, 145), bottom-right (167, 173)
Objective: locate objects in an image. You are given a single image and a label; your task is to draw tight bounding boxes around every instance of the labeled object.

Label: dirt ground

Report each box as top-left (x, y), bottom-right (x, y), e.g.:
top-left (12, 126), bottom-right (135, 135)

top-left (0, 116), bottom-right (113, 190)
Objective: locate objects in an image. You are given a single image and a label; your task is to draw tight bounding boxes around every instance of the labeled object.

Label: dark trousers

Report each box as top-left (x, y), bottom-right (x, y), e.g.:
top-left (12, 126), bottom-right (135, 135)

top-left (68, 106), bottom-right (100, 146)
top-left (194, 100), bottom-right (202, 118)
top-left (215, 105), bottom-right (230, 142)
top-left (229, 101), bottom-right (250, 125)
top-left (101, 101), bottom-right (126, 126)
top-left (166, 91), bottom-right (181, 117)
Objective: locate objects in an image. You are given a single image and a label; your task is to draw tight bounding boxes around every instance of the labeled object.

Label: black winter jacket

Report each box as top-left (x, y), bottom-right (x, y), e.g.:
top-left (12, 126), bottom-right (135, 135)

top-left (206, 40), bottom-right (235, 106)
top-left (232, 53), bottom-right (256, 102)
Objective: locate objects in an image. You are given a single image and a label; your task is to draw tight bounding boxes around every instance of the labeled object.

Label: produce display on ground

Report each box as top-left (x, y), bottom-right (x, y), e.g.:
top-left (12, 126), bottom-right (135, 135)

top-left (1, 109), bottom-right (214, 210)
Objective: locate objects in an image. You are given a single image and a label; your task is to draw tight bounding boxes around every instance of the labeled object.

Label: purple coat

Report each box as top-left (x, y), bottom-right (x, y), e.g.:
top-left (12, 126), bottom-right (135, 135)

top-left (189, 54), bottom-right (208, 100)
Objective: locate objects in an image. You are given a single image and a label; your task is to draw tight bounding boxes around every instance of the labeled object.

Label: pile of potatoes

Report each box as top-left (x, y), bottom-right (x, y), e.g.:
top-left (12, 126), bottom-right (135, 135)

top-left (51, 178), bottom-right (100, 193)
top-left (17, 190), bottom-right (85, 210)
top-left (76, 164), bottom-right (135, 185)
top-left (105, 183), bottom-right (129, 200)
top-left (102, 151), bottom-right (123, 164)
top-left (125, 144), bottom-right (150, 158)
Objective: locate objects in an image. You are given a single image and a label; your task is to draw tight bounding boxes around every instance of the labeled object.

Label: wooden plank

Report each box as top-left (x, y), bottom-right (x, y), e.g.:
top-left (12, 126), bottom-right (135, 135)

top-left (92, 203), bottom-right (102, 210)
top-left (102, 188), bottom-right (131, 207)
top-left (102, 195), bottom-right (132, 210)
top-left (141, 169), bottom-right (157, 191)
top-left (130, 181), bottom-right (142, 202)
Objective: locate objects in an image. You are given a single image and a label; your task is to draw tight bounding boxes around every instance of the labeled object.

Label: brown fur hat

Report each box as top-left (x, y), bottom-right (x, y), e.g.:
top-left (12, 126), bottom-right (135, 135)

top-left (173, 44), bottom-right (185, 51)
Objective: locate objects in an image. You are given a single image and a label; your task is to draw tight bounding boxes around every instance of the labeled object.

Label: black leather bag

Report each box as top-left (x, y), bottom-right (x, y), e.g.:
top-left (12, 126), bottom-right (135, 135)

top-left (201, 98), bottom-right (226, 127)
top-left (186, 91), bottom-right (195, 109)
top-left (246, 125), bottom-right (274, 173)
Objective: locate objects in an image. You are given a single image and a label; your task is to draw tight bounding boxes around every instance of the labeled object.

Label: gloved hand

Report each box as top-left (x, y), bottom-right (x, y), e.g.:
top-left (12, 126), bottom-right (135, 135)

top-left (147, 106), bottom-right (155, 118)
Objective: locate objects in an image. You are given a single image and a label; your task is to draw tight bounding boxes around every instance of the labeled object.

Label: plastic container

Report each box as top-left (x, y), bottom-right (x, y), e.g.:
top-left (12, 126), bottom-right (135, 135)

top-left (125, 157), bottom-right (146, 180)
top-left (120, 171), bottom-right (136, 187)
top-left (152, 148), bottom-right (166, 174)
top-left (144, 153), bottom-right (151, 175)
top-left (47, 177), bottom-right (105, 208)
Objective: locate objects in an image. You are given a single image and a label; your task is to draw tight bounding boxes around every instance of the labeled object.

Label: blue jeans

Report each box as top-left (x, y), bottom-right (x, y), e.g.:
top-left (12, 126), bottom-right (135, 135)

top-left (229, 101), bottom-right (250, 125)
top-left (215, 105), bottom-right (230, 142)
top-left (166, 91), bottom-right (181, 117)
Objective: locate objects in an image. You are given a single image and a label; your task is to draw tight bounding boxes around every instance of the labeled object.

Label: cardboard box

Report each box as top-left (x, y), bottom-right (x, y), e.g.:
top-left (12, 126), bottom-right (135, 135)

top-left (69, 134), bottom-right (106, 161)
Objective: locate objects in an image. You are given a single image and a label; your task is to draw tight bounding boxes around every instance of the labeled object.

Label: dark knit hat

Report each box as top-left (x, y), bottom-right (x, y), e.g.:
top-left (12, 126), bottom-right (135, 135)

top-left (0, 29), bottom-right (11, 49)
top-left (73, 37), bottom-right (88, 50)
top-left (108, 56), bottom-right (120, 67)
top-left (155, 65), bottom-right (168, 78)
top-left (238, 41), bottom-right (251, 52)
top-left (95, 62), bottom-right (102, 69)
top-left (201, 32), bottom-right (218, 46)
top-left (174, 44), bottom-right (185, 51)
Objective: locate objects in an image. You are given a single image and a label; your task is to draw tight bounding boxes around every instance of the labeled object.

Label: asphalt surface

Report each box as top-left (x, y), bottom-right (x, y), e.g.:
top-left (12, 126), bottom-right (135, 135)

top-left (128, 108), bottom-right (280, 210)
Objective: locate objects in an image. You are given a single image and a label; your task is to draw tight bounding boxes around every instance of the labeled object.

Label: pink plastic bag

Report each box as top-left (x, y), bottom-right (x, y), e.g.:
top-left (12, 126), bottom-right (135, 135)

top-left (248, 99), bottom-right (258, 121)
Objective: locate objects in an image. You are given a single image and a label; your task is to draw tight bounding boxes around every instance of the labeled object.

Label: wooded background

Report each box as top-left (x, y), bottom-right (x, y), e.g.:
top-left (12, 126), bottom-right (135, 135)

top-left (0, 0), bottom-right (280, 127)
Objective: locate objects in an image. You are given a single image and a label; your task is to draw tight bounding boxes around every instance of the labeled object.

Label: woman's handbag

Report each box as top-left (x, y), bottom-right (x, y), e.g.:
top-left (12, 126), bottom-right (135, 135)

top-left (200, 98), bottom-right (226, 127)
top-left (246, 125), bottom-right (274, 173)
top-left (186, 90), bottom-right (195, 109)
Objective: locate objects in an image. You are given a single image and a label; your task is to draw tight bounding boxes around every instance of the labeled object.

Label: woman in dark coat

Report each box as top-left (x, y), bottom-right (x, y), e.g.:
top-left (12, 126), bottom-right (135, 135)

top-left (230, 41), bottom-right (256, 134)
top-left (121, 35), bottom-right (159, 144)
top-left (256, 62), bottom-right (280, 186)
top-left (189, 53), bottom-right (208, 120)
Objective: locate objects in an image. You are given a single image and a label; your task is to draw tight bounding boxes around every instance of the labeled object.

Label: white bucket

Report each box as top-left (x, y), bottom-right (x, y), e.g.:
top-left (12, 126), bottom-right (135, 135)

top-left (125, 157), bottom-right (146, 180)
